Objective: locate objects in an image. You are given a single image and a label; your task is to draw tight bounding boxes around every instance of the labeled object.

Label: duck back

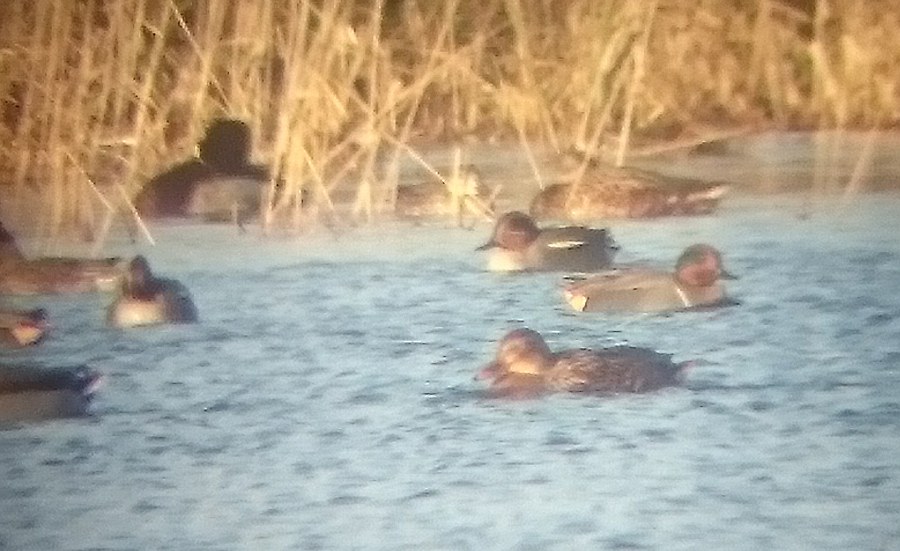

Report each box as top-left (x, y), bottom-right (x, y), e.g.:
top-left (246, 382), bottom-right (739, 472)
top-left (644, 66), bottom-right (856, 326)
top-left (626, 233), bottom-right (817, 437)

top-left (531, 226), bottom-right (616, 272)
top-left (565, 268), bottom-right (728, 313)
top-left (548, 347), bottom-right (684, 393)
top-left (0, 365), bottom-right (101, 424)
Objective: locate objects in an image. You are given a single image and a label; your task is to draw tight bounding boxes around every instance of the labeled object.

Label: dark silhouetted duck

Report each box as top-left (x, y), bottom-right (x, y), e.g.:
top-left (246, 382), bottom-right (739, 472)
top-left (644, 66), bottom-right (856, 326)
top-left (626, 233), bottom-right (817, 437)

top-left (395, 166), bottom-right (495, 223)
top-left (564, 244), bottom-right (735, 313)
top-left (477, 211), bottom-right (617, 272)
top-left (530, 165), bottom-right (728, 222)
top-left (478, 328), bottom-right (688, 397)
top-left (0, 308), bottom-right (48, 348)
top-left (135, 118), bottom-right (270, 221)
top-left (0, 222), bottom-right (124, 295)
top-left (0, 365), bottom-right (102, 424)
top-left (107, 256), bottom-right (198, 328)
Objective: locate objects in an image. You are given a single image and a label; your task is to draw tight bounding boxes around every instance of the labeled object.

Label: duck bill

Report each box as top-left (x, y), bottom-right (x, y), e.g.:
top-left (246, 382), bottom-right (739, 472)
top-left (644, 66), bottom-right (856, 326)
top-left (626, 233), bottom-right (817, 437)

top-left (720, 269), bottom-right (738, 280)
top-left (475, 361), bottom-right (502, 381)
top-left (475, 239), bottom-right (497, 251)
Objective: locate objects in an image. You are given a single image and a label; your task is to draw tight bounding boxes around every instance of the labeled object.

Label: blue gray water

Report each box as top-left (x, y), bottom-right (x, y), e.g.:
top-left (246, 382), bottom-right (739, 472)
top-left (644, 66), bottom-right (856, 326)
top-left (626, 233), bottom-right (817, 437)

top-left (2, 190), bottom-right (900, 550)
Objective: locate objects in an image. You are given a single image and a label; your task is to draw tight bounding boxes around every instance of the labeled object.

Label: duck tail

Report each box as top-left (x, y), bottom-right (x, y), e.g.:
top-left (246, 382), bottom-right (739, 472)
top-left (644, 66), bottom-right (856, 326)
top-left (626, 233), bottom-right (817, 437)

top-left (675, 360), bottom-right (696, 381)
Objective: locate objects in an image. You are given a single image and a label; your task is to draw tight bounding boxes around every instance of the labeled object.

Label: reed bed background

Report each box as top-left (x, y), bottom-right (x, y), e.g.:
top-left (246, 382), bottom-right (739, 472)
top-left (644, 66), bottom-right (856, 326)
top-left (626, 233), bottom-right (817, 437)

top-left (0, 0), bottom-right (897, 240)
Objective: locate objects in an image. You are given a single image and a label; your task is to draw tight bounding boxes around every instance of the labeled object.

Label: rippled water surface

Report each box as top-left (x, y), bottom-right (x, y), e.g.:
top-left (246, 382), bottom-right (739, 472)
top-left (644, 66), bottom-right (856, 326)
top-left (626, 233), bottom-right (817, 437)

top-left (3, 170), bottom-right (900, 549)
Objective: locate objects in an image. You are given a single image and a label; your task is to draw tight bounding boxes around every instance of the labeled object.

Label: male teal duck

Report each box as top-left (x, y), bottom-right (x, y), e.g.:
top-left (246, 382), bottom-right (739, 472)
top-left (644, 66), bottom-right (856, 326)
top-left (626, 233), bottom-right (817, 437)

top-left (530, 165), bottom-right (728, 222)
top-left (0, 222), bottom-right (124, 295)
top-left (564, 244), bottom-right (735, 313)
top-left (0, 365), bottom-right (102, 424)
top-left (0, 308), bottom-right (48, 348)
top-left (477, 328), bottom-right (688, 397)
top-left (477, 211), bottom-right (617, 272)
top-left (107, 256), bottom-right (198, 328)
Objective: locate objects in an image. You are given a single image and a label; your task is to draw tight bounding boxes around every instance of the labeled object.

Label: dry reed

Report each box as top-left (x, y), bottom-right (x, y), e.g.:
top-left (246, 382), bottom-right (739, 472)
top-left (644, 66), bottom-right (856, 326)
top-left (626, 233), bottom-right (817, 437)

top-left (0, 0), bottom-right (897, 240)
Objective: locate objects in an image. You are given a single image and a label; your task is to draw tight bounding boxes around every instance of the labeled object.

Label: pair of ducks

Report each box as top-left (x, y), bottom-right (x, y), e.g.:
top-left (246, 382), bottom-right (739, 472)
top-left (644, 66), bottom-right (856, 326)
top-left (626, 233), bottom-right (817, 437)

top-left (0, 254), bottom-right (196, 347)
top-left (1, 220), bottom-right (197, 336)
top-left (476, 211), bottom-right (735, 396)
top-left (478, 211), bottom-right (734, 313)
top-left (1, 223), bottom-right (197, 424)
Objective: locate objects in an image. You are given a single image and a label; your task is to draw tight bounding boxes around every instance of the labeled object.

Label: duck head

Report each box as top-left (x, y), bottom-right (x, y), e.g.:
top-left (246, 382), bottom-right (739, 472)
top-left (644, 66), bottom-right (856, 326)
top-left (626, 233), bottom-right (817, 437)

top-left (478, 328), bottom-right (555, 386)
top-left (123, 255), bottom-right (154, 297)
top-left (8, 308), bottom-right (48, 347)
top-left (476, 211), bottom-right (541, 252)
top-left (674, 244), bottom-right (736, 287)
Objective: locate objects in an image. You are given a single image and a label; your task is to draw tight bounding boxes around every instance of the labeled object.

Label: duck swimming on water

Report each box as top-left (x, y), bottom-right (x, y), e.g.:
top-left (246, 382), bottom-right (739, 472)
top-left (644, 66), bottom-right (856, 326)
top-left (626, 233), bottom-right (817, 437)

top-left (107, 256), bottom-right (198, 328)
top-left (477, 211), bottom-right (617, 272)
top-left (0, 222), bottom-right (124, 295)
top-left (0, 365), bottom-right (102, 424)
top-left (530, 165), bottom-right (728, 222)
top-left (478, 328), bottom-right (689, 397)
top-left (563, 244), bottom-right (736, 313)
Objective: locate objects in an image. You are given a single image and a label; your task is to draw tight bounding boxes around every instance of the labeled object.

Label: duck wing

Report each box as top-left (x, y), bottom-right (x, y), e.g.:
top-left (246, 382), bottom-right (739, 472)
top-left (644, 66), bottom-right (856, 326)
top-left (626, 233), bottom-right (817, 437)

top-left (158, 278), bottom-right (199, 323)
top-left (548, 347), bottom-right (682, 393)
top-left (564, 269), bottom-right (689, 313)
top-left (533, 227), bottom-right (617, 271)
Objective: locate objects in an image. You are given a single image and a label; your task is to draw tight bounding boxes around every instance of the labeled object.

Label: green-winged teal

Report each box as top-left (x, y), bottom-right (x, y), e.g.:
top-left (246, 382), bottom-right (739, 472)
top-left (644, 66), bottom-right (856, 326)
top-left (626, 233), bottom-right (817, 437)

top-left (530, 165), bottom-right (728, 222)
top-left (0, 222), bottom-right (124, 295)
top-left (0, 308), bottom-right (47, 348)
top-left (564, 244), bottom-right (735, 313)
top-left (395, 166), bottom-right (495, 223)
top-left (0, 365), bottom-right (102, 424)
top-left (107, 256), bottom-right (198, 328)
top-left (477, 211), bottom-right (617, 272)
top-left (477, 328), bottom-right (688, 397)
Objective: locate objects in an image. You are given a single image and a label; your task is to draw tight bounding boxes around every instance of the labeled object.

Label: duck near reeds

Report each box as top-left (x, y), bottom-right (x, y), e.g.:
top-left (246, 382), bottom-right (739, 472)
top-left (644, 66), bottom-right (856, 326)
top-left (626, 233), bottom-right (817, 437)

top-left (0, 308), bottom-right (48, 348)
top-left (477, 328), bottom-right (689, 397)
top-left (530, 165), bottom-right (728, 222)
top-left (563, 244), bottom-right (736, 313)
top-left (0, 365), bottom-right (102, 424)
top-left (0, 222), bottom-right (124, 295)
top-left (134, 118), bottom-right (270, 221)
top-left (106, 256), bottom-right (198, 328)
top-left (395, 166), bottom-right (495, 223)
top-left (476, 211), bottom-right (617, 272)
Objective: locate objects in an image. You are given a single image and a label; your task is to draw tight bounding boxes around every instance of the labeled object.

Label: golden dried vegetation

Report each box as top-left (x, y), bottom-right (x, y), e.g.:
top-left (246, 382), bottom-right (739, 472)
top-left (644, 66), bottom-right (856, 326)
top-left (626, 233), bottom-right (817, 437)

top-left (0, 0), bottom-right (896, 236)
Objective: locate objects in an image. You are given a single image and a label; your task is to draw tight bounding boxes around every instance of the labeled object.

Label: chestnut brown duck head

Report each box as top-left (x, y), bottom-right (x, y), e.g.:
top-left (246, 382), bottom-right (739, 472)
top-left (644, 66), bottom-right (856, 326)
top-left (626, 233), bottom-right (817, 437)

top-left (564, 244), bottom-right (736, 313)
top-left (477, 211), bottom-right (617, 272)
top-left (0, 365), bottom-right (102, 424)
top-left (0, 222), bottom-right (124, 295)
top-left (478, 328), bottom-right (689, 397)
top-left (107, 256), bottom-right (198, 328)
top-left (0, 308), bottom-right (48, 348)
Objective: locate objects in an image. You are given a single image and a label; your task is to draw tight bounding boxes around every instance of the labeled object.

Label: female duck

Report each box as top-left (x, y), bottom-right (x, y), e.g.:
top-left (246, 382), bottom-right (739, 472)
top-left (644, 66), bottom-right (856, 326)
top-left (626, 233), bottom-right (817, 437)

top-left (107, 256), bottom-right (198, 328)
top-left (564, 244), bottom-right (735, 313)
top-left (395, 166), bottom-right (495, 224)
top-left (0, 365), bottom-right (102, 424)
top-left (530, 165), bottom-right (728, 222)
top-left (478, 328), bottom-right (688, 397)
top-left (477, 211), bottom-right (617, 272)
top-left (0, 222), bottom-right (124, 295)
top-left (0, 308), bottom-right (48, 348)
